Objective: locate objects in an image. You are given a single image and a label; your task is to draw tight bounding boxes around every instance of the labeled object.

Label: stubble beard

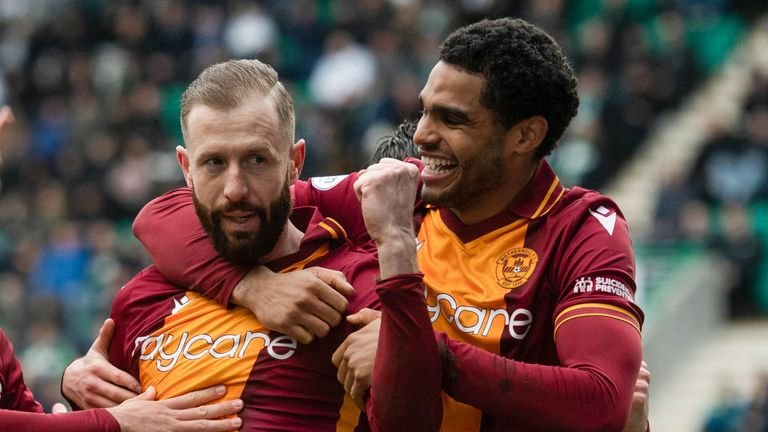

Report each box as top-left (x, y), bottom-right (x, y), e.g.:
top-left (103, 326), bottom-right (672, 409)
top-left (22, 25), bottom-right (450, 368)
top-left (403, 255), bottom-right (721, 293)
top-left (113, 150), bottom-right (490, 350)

top-left (421, 134), bottom-right (506, 211)
top-left (193, 182), bottom-right (292, 267)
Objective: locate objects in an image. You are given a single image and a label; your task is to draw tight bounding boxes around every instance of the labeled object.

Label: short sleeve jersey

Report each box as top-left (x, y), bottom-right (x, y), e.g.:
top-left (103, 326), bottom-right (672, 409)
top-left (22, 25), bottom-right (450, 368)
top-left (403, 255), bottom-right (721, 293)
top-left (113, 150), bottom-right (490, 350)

top-left (294, 160), bottom-right (644, 431)
top-left (109, 207), bottom-right (380, 431)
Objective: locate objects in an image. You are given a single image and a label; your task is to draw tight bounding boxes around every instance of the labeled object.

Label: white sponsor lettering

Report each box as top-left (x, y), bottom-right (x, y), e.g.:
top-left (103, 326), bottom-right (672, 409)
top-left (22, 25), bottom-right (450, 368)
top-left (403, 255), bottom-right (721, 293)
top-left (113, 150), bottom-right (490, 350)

top-left (134, 330), bottom-right (297, 372)
top-left (572, 276), bottom-right (633, 301)
top-left (425, 288), bottom-right (533, 340)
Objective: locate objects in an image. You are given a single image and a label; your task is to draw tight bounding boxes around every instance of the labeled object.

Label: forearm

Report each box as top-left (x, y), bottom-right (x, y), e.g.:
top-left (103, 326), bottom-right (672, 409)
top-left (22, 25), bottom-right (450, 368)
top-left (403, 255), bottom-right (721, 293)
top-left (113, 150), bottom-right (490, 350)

top-left (440, 317), bottom-right (642, 431)
top-left (133, 188), bottom-right (247, 306)
top-left (375, 231), bottom-right (418, 279)
top-left (0, 409), bottom-right (120, 432)
top-left (367, 273), bottom-right (442, 432)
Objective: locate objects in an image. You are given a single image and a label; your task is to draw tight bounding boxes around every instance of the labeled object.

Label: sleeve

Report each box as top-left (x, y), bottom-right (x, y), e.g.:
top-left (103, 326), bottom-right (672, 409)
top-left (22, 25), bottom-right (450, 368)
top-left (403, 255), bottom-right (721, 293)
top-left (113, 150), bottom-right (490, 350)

top-left (292, 175), bottom-right (372, 247)
top-left (439, 315), bottom-right (642, 431)
top-left (0, 408), bottom-right (120, 432)
top-left (0, 330), bottom-right (42, 413)
top-left (366, 273), bottom-right (442, 432)
top-left (132, 187), bottom-right (248, 306)
top-left (554, 196), bottom-right (644, 325)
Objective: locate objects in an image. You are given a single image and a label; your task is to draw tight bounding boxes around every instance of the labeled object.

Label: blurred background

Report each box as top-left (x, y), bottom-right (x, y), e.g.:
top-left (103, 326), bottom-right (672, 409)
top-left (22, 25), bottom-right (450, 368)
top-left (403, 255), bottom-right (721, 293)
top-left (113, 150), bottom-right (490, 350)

top-left (0, 0), bottom-right (767, 430)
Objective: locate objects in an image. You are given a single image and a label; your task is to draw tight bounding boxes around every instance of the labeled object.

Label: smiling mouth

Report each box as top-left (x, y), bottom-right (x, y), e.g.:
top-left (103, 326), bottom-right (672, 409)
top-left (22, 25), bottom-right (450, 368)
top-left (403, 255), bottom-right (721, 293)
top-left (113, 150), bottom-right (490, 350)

top-left (421, 155), bottom-right (457, 176)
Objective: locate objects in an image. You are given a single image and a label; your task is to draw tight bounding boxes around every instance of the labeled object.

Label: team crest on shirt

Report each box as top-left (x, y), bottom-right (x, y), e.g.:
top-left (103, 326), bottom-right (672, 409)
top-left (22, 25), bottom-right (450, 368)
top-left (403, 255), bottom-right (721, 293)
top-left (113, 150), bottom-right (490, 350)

top-left (495, 248), bottom-right (538, 289)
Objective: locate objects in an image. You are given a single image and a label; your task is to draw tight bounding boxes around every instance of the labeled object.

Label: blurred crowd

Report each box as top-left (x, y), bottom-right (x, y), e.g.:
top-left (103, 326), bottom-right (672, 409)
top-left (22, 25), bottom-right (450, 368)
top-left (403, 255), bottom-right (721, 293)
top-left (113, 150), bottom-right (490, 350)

top-left (703, 371), bottom-right (768, 432)
top-left (651, 70), bottom-right (768, 319)
top-left (0, 0), bottom-right (761, 409)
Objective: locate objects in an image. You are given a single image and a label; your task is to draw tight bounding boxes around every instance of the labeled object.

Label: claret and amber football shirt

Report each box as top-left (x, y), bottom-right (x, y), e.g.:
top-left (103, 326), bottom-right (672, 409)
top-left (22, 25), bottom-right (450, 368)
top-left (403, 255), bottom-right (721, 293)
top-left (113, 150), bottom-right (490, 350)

top-left (292, 160), bottom-right (644, 431)
top-left (112, 206), bottom-right (381, 431)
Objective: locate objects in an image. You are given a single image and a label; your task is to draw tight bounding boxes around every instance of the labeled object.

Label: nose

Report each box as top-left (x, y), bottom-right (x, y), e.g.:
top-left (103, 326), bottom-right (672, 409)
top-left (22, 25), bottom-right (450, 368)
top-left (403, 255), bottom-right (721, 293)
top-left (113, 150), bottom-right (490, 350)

top-left (223, 166), bottom-right (249, 202)
top-left (414, 116), bottom-right (438, 150)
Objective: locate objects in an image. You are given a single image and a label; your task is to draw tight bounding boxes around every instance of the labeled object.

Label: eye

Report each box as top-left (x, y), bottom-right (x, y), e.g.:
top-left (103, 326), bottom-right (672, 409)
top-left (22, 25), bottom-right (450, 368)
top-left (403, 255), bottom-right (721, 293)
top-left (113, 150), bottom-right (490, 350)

top-left (204, 158), bottom-right (224, 166)
top-left (249, 155), bottom-right (265, 165)
top-left (442, 116), bottom-right (461, 126)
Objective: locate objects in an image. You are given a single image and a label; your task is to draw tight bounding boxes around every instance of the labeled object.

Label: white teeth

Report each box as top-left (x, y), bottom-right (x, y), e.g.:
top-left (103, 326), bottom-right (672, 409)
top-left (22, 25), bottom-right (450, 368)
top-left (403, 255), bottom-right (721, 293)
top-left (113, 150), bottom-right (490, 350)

top-left (421, 156), bottom-right (456, 172)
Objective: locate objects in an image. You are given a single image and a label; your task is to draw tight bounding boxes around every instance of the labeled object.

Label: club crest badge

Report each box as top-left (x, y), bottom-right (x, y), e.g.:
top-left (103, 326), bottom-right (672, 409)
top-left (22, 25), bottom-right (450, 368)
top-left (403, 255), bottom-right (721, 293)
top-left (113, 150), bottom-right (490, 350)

top-left (495, 248), bottom-right (538, 289)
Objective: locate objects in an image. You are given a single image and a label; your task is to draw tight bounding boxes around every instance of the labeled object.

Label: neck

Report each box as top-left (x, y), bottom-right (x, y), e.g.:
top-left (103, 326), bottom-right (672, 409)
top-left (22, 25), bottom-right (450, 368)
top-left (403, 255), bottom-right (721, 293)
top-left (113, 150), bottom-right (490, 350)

top-left (258, 221), bottom-right (304, 263)
top-left (451, 160), bottom-right (538, 225)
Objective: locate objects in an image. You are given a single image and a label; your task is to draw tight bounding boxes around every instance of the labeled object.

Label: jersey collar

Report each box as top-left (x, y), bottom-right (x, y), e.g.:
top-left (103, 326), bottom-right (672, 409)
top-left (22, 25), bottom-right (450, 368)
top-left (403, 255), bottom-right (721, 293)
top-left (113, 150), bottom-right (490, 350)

top-left (506, 159), bottom-right (565, 220)
top-left (433, 160), bottom-right (566, 243)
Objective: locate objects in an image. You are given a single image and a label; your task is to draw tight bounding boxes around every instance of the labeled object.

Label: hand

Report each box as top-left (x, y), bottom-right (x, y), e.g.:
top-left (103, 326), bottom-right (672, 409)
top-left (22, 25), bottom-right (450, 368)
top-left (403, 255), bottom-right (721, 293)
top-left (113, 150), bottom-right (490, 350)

top-left (62, 319), bottom-right (141, 408)
top-left (623, 361), bottom-right (650, 432)
top-left (331, 308), bottom-right (381, 408)
top-left (107, 385), bottom-right (243, 432)
top-left (353, 158), bottom-right (419, 245)
top-left (232, 266), bottom-right (355, 344)
top-left (354, 159), bottom-right (420, 278)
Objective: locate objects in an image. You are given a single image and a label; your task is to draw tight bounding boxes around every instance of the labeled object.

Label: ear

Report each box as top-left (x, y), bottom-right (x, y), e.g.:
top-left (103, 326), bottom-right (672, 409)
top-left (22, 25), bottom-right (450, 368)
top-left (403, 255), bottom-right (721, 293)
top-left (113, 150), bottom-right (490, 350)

top-left (176, 145), bottom-right (193, 187)
top-left (288, 139), bottom-right (306, 184)
top-left (506, 116), bottom-right (548, 156)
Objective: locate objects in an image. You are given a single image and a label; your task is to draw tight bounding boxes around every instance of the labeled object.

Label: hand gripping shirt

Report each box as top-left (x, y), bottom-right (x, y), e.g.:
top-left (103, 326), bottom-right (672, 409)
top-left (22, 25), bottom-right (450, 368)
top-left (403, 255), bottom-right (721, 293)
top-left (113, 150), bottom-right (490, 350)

top-left (0, 330), bottom-right (119, 431)
top-left (111, 206), bottom-right (382, 431)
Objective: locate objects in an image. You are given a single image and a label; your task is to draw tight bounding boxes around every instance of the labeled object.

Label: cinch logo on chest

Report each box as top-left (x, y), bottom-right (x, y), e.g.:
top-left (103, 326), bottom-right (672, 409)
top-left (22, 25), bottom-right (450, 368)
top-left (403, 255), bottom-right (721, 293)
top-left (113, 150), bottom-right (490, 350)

top-left (495, 248), bottom-right (538, 289)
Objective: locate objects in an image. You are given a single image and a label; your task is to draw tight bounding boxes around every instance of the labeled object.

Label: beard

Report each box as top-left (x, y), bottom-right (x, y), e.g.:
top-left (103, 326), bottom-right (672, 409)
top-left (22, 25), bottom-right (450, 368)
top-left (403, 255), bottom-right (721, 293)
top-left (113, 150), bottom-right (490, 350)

top-left (421, 134), bottom-right (505, 210)
top-left (193, 181), bottom-right (292, 267)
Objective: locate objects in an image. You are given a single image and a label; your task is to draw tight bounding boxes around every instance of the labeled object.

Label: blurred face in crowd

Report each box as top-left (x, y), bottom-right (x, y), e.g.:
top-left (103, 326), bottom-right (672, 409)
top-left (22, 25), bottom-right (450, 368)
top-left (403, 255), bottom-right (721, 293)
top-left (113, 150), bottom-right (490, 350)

top-left (0, 106), bottom-right (14, 191)
top-left (414, 61), bottom-right (538, 224)
top-left (178, 93), bottom-right (303, 265)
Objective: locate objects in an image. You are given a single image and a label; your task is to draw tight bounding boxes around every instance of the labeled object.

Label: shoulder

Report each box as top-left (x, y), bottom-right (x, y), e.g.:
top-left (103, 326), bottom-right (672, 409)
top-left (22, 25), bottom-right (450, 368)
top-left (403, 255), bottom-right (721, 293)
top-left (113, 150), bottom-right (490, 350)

top-left (112, 266), bottom-right (179, 316)
top-left (550, 187), bottom-right (628, 238)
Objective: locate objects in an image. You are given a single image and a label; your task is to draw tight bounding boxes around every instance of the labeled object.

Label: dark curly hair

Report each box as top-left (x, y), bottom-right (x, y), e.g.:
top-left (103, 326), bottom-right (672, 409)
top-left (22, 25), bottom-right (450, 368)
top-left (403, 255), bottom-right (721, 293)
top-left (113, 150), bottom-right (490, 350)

top-left (439, 18), bottom-right (579, 158)
top-left (369, 120), bottom-right (419, 165)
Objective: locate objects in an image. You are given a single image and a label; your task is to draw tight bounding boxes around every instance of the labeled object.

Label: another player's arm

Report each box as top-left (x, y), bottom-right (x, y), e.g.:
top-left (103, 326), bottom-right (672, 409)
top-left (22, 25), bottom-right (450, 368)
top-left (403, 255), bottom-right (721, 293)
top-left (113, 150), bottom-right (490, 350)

top-left (353, 159), bottom-right (442, 431)
top-left (132, 187), bottom-right (353, 344)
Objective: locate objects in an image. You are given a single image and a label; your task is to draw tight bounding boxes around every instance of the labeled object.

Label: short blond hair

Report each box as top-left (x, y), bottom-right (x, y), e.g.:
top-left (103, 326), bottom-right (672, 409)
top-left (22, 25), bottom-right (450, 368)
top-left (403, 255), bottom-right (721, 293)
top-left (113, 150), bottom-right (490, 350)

top-left (180, 59), bottom-right (295, 145)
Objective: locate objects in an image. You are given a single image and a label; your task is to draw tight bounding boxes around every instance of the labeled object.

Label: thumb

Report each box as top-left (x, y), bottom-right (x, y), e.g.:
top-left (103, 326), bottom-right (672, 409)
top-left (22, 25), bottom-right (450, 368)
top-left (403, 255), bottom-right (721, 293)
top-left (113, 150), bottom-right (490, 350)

top-left (347, 308), bottom-right (381, 326)
top-left (91, 318), bottom-right (115, 356)
top-left (132, 386), bottom-right (156, 402)
top-left (313, 268), bottom-right (355, 296)
top-left (51, 403), bottom-right (69, 413)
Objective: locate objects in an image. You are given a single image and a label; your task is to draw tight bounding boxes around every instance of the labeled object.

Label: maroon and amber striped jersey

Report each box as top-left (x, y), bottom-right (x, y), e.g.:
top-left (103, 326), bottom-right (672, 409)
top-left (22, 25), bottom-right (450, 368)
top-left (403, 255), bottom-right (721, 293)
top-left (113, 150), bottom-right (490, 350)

top-left (111, 207), bottom-right (380, 431)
